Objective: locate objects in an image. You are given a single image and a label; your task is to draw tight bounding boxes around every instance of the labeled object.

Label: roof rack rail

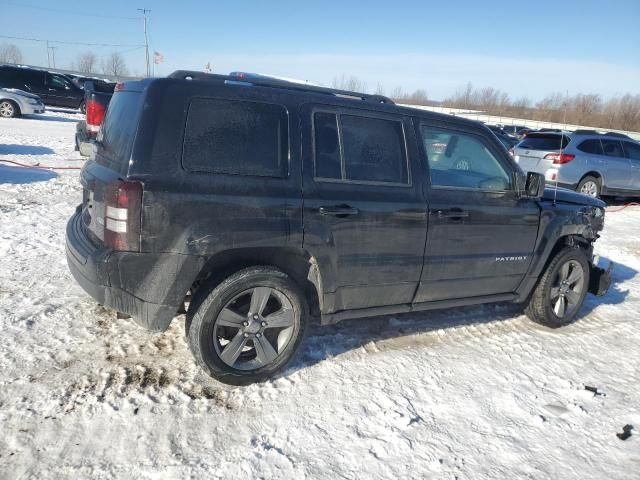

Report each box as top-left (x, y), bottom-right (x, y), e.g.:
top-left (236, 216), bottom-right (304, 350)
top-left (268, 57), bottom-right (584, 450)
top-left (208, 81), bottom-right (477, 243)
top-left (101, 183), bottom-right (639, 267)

top-left (604, 132), bottom-right (631, 139)
top-left (167, 70), bottom-right (395, 105)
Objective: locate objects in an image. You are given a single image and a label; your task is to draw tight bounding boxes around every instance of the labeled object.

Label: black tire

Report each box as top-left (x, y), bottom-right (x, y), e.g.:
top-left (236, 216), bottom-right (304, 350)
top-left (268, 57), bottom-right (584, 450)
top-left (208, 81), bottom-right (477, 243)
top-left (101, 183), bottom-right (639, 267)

top-left (525, 247), bottom-right (590, 328)
top-left (187, 266), bottom-right (308, 385)
top-left (79, 101), bottom-right (86, 114)
top-left (0, 99), bottom-right (20, 118)
top-left (577, 175), bottom-right (601, 198)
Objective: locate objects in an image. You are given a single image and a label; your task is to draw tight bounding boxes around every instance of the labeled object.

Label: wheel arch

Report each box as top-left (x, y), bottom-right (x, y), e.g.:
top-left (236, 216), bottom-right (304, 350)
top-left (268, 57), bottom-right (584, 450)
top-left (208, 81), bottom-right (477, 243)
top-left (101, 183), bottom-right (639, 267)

top-left (578, 171), bottom-right (604, 189)
top-left (190, 247), bottom-right (323, 319)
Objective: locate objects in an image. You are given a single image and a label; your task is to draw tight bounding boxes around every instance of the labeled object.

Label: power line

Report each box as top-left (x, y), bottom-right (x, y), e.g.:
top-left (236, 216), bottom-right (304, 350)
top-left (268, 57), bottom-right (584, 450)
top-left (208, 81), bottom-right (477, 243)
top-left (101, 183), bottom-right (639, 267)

top-left (0, 0), bottom-right (138, 20)
top-left (0, 34), bottom-right (144, 48)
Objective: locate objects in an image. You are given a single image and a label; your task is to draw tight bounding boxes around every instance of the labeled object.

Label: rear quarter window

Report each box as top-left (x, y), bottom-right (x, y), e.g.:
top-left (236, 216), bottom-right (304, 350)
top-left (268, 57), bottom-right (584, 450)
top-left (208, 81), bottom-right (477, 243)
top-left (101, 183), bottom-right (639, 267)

top-left (182, 98), bottom-right (289, 178)
top-left (97, 90), bottom-right (143, 173)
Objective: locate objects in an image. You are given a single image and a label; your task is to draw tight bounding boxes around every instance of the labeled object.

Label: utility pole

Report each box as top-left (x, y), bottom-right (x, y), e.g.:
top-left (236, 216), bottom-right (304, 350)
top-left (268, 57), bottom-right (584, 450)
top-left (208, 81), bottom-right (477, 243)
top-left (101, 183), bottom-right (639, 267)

top-left (46, 40), bottom-right (50, 67)
top-left (49, 46), bottom-right (57, 68)
top-left (138, 8), bottom-right (151, 77)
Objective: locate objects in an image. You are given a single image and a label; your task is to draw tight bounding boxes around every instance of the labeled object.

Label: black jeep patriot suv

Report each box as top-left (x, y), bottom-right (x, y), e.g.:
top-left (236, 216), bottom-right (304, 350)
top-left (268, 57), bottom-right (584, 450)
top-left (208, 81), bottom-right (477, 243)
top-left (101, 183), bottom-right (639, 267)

top-left (66, 71), bottom-right (612, 385)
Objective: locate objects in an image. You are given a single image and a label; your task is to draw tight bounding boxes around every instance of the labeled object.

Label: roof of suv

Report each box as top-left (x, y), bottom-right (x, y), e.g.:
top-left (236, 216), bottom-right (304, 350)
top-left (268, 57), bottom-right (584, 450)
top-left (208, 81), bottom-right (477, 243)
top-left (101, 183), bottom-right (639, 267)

top-left (121, 70), bottom-right (487, 132)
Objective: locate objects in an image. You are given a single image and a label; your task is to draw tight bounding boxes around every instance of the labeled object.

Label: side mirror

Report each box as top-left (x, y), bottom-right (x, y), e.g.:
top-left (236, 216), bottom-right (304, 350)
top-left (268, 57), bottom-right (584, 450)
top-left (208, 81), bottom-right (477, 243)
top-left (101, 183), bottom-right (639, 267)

top-left (524, 171), bottom-right (545, 198)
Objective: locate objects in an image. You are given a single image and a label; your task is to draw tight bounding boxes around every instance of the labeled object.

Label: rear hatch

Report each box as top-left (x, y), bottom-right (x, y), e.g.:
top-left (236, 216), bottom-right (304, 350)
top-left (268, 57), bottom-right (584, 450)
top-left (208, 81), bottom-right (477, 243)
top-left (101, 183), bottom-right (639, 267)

top-left (513, 133), bottom-right (570, 173)
top-left (80, 86), bottom-right (144, 245)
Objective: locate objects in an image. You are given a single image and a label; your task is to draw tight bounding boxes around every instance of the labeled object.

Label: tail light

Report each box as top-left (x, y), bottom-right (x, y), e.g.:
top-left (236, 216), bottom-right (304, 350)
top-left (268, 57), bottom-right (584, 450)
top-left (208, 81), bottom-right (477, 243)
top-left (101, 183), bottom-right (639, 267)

top-left (104, 180), bottom-right (143, 251)
top-left (86, 99), bottom-right (106, 136)
top-left (545, 153), bottom-right (575, 164)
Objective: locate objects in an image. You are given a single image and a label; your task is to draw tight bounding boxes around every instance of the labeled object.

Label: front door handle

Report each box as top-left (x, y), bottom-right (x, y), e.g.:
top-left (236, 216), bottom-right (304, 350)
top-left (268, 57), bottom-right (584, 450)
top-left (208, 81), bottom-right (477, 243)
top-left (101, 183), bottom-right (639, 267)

top-left (434, 208), bottom-right (469, 219)
top-left (319, 205), bottom-right (360, 217)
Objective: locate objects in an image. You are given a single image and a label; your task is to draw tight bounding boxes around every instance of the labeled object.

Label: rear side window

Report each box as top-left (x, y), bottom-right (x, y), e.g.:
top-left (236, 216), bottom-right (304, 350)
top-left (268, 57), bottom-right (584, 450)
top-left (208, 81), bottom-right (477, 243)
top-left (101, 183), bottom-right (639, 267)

top-left (577, 139), bottom-right (604, 155)
top-left (519, 134), bottom-right (570, 151)
top-left (601, 139), bottom-right (625, 158)
top-left (183, 98), bottom-right (288, 177)
top-left (313, 111), bottom-right (409, 185)
top-left (623, 141), bottom-right (640, 160)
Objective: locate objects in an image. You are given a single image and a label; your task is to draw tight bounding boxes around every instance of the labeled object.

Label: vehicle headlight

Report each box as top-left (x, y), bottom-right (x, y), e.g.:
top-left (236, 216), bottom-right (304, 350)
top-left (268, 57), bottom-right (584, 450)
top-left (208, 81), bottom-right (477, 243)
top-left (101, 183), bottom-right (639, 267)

top-left (27, 98), bottom-right (40, 105)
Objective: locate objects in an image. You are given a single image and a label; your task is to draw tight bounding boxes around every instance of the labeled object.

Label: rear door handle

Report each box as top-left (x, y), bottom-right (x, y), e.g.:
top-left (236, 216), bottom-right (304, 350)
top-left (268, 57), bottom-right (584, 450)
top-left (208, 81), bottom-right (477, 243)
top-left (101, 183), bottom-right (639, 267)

top-left (319, 205), bottom-right (360, 217)
top-left (434, 208), bottom-right (469, 219)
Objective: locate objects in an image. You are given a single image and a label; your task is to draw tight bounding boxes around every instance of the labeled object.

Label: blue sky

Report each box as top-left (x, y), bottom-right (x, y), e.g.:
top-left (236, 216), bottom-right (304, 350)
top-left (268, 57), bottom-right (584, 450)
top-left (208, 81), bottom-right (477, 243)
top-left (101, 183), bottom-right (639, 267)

top-left (2, 0), bottom-right (639, 100)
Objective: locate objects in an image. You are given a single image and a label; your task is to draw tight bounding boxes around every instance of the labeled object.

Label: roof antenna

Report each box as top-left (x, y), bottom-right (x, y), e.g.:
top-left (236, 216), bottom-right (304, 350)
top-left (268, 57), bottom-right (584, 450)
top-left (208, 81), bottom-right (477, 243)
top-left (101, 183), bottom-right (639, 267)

top-left (553, 89), bottom-right (569, 206)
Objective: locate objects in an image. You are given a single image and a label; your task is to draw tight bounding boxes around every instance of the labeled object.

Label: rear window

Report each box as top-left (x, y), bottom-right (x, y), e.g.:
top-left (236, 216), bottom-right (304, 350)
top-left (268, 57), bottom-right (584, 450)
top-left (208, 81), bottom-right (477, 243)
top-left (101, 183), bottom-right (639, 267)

top-left (518, 134), bottom-right (570, 151)
top-left (97, 91), bottom-right (143, 172)
top-left (577, 139), bottom-right (604, 155)
top-left (601, 139), bottom-right (625, 158)
top-left (313, 112), bottom-right (409, 185)
top-left (182, 98), bottom-right (288, 177)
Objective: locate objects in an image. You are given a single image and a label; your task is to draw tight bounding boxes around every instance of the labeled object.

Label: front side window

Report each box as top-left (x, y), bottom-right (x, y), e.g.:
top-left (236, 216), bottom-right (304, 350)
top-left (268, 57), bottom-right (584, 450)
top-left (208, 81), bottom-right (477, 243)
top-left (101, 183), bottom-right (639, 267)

top-left (183, 98), bottom-right (288, 177)
top-left (313, 111), bottom-right (409, 184)
top-left (421, 126), bottom-right (511, 191)
top-left (48, 74), bottom-right (72, 90)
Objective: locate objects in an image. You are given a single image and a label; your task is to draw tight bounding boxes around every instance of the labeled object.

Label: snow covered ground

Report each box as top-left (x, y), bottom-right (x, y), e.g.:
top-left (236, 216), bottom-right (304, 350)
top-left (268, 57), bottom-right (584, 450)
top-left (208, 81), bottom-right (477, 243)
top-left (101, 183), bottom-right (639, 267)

top-left (1, 109), bottom-right (639, 479)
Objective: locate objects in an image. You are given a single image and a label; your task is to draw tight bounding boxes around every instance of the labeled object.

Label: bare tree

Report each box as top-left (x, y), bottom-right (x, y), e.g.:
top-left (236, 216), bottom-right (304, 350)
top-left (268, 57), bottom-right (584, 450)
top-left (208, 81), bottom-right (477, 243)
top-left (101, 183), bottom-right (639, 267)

top-left (332, 74), bottom-right (367, 92)
top-left (0, 43), bottom-right (23, 64)
top-left (101, 52), bottom-right (128, 78)
top-left (77, 51), bottom-right (98, 74)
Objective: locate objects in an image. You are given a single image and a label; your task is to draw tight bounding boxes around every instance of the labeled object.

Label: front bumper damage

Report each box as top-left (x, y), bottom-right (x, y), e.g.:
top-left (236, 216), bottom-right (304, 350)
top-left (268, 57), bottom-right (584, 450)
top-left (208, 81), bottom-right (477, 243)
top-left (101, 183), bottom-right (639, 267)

top-left (588, 260), bottom-right (613, 296)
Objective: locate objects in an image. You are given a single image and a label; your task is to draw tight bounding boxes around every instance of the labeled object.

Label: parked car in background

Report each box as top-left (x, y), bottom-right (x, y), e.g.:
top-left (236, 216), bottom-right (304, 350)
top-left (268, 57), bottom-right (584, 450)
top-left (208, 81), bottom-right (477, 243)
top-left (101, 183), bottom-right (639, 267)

top-left (0, 87), bottom-right (45, 118)
top-left (66, 70), bottom-right (611, 385)
top-left (512, 131), bottom-right (640, 197)
top-left (501, 125), bottom-right (528, 137)
top-left (75, 80), bottom-right (116, 156)
top-left (486, 124), bottom-right (518, 149)
top-left (0, 64), bottom-right (86, 112)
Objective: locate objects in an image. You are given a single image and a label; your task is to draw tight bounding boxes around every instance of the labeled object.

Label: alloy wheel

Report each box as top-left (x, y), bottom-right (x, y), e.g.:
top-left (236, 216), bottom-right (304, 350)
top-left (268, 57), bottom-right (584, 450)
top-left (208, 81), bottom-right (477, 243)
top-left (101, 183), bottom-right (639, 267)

top-left (580, 181), bottom-right (598, 197)
top-left (213, 287), bottom-right (296, 370)
top-left (0, 101), bottom-right (14, 118)
top-left (549, 259), bottom-right (585, 318)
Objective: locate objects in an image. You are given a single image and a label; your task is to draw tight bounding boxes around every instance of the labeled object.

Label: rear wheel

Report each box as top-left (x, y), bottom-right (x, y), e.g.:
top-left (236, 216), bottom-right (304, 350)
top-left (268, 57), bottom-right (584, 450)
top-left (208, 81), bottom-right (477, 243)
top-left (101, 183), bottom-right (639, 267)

top-left (0, 100), bottom-right (20, 118)
top-left (525, 247), bottom-right (590, 328)
top-left (577, 175), bottom-right (601, 198)
top-left (187, 266), bottom-right (308, 385)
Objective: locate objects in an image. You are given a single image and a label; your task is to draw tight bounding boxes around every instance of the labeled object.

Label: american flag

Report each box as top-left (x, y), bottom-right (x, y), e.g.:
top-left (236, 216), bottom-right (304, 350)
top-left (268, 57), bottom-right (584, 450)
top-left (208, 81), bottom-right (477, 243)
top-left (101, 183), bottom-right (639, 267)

top-left (153, 51), bottom-right (164, 64)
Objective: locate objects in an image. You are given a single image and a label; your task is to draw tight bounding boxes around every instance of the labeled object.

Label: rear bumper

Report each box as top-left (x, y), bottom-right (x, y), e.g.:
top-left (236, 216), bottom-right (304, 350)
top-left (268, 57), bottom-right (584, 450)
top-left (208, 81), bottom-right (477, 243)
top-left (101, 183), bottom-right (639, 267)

top-left (66, 209), bottom-right (202, 331)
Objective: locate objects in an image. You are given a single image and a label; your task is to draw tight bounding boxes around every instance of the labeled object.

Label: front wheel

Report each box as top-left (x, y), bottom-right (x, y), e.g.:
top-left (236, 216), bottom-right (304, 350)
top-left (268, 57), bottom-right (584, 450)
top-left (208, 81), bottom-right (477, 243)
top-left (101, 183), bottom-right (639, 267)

top-left (525, 247), bottom-right (590, 328)
top-left (187, 267), bottom-right (308, 385)
top-left (0, 100), bottom-right (20, 118)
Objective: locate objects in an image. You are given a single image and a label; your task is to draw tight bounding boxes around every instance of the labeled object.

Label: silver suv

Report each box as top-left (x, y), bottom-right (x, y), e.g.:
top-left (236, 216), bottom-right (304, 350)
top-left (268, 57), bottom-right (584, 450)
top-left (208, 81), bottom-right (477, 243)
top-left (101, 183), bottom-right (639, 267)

top-left (512, 131), bottom-right (640, 198)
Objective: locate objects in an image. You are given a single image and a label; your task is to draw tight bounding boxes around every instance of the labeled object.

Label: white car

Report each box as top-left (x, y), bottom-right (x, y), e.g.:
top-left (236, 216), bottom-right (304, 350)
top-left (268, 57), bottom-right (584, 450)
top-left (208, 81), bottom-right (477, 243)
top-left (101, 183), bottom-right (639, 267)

top-left (0, 88), bottom-right (45, 118)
